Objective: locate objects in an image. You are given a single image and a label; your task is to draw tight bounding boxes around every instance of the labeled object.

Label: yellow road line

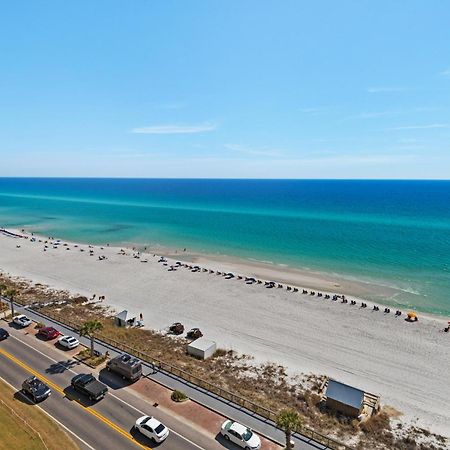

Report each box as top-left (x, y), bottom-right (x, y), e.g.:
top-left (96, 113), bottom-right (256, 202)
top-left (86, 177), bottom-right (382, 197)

top-left (0, 347), bottom-right (149, 449)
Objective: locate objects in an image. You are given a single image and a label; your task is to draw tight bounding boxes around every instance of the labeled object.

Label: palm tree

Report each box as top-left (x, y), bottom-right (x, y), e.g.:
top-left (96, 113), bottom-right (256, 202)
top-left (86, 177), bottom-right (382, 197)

top-left (1, 286), bottom-right (17, 320)
top-left (276, 409), bottom-right (303, 450)
top-left (78, 320), bottom-right (104, 357)
top-left (0, 284), bottom-right (6, 316)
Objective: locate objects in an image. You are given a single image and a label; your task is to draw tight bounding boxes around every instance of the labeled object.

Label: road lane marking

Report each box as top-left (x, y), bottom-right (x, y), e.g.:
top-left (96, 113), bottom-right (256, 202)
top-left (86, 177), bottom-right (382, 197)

top-left (0, 374), bottom-right (96, 450)
top-left (9, 333), bottom-right (208, 450)
top-left (0, 347), bottom-right (149, 450)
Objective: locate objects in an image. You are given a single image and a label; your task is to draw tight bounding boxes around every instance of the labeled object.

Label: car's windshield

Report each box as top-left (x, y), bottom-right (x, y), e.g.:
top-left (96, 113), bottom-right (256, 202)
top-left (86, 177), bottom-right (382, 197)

top-left (243, 429), bottom-right (253, 441)
top-left (155, 424), bottom-right (166, 434)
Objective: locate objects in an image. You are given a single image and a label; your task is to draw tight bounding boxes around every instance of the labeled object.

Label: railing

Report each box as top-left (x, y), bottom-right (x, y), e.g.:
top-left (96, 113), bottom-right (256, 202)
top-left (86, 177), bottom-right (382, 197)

top-left (2, 296), bottom-right (353, 450)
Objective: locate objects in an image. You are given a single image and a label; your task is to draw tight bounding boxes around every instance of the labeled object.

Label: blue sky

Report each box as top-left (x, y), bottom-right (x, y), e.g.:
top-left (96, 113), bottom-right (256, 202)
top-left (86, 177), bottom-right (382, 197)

top-left (0, 1), bottom-right (449, 178)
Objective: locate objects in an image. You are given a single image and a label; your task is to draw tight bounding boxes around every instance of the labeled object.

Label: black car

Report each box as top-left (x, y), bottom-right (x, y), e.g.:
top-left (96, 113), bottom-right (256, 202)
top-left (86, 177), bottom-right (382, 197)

top-left (22, 376), bottom-right (51, 402)
top-left (71, 373), bottom-right (108, 401)
top-left (0, 328), bottom-right (9, 340)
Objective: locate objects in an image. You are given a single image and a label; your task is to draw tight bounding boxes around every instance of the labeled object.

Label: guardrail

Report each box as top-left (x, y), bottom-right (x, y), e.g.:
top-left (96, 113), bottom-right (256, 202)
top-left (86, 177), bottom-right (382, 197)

top-left (2, 296), bottom-right (353, 450)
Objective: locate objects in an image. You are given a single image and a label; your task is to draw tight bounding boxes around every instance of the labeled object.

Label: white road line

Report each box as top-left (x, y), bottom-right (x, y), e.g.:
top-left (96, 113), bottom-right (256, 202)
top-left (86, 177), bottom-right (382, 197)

top-left (9, 333), bottom-right (207, 450)
top-left (0, 374), bottom-right (96, 450)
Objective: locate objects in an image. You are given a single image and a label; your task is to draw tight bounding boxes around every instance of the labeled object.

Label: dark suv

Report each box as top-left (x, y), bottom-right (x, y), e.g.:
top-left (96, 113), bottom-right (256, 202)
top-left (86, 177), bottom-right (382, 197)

top-left (0, 328), bottom-right (9, 340)
top-left (22, 376), bottom-right (51, 402)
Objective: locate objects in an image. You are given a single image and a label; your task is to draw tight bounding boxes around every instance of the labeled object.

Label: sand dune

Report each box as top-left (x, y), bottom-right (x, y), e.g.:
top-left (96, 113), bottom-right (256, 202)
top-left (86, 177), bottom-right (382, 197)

top-left (1, 229), bottom-right (449, 436)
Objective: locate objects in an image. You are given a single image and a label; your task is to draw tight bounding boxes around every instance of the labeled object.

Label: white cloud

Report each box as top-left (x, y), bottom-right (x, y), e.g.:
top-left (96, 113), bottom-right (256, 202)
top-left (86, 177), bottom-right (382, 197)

top-left (347, 110), bottom-right (399, 119)
top-left (132, 123), bottom-right (217, 134)
top-left (299, 106), bottom-right (336, 115)
top-left (367, 86), bottom-right (408, 93)
top-left (224, 143), bottom-right (283, 157)
top-left (388, 123), bottom-right (450, 130)
top-left (439, 68), bottom-right (450, 77)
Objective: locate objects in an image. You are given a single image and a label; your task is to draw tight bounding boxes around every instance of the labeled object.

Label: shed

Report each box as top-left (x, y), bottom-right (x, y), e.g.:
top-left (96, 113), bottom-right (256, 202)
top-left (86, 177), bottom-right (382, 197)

top-left (114, 310), bottom-right (136, 328)
top-left (187, 338), bottom-right (217, 360)
top-left (325, 379), bottom-right (365, 417)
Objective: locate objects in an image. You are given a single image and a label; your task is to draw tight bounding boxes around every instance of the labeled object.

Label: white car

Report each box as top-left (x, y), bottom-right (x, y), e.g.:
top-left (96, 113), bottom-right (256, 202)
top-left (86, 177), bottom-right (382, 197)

top-left (135, 416), bottom-right (169, 443)
top-left (220, 420), bottom-right (261, 450)
top-left (58, 335), bottom-right (80, 349)
top-left (13, 314), bottom-right (32, 328)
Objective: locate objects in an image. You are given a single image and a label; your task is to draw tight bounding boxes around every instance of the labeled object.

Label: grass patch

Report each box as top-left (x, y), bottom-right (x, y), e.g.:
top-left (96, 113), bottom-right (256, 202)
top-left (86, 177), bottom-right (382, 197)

top-left (76, 348), bottom-right (107, 367)
top-left (0, 379), bottom-right (78, 450)
top-left (171, 390), bottom-right (188, 402)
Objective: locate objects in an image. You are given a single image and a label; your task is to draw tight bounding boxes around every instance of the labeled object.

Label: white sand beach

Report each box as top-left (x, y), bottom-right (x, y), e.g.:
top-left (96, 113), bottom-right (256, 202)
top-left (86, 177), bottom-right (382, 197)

top-left (1, 229), bottom-right (449, 436)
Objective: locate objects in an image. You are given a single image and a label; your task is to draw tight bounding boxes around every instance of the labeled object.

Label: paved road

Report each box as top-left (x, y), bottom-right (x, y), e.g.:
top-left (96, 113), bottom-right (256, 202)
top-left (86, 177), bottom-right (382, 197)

top-left (1, 299), bottom-right (330, 450)
top-left (0, 324), bottom-right (223, 450)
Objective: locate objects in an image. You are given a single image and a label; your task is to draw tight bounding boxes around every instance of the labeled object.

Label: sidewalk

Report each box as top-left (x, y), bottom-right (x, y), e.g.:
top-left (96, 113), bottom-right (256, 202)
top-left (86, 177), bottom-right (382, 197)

top-left (4, 299), bottom-right (330, 450)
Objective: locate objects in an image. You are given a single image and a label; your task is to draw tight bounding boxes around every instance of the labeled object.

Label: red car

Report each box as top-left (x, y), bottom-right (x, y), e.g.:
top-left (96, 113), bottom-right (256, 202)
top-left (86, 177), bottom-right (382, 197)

top-left (37, 326), bottom-right (60, 340)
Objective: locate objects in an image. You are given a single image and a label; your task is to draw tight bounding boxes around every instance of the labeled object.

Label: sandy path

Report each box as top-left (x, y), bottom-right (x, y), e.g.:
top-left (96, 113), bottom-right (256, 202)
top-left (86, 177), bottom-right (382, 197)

top-left (1, 230), bottom-right (449, 436)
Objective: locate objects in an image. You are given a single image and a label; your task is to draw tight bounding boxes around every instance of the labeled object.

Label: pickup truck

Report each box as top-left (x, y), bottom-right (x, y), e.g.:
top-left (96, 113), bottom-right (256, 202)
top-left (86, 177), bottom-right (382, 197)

top-left (71, 373), bottom-right (108, 401)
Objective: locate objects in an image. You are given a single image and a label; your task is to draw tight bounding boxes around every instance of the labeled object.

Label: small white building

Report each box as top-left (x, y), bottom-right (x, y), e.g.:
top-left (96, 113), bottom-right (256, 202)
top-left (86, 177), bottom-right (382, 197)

top-left (114, 310), bottom-right (136, 327)
top-left (187, 338), bottom-right (217, 360)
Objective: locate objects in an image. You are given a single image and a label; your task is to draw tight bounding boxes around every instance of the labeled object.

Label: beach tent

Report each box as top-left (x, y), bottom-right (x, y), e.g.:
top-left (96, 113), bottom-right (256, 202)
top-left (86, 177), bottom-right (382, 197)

top-left (407, 311), bottom-right (418, 322)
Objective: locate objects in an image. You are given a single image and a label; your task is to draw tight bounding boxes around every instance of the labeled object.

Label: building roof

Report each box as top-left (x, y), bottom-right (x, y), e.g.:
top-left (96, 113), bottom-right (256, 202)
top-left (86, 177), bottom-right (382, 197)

top-left (115, 310), bottom-right (128, 320)
top-left (326, 379), bottom-right (364, 409)
top-left (187, 337), bottom-right (216, 351)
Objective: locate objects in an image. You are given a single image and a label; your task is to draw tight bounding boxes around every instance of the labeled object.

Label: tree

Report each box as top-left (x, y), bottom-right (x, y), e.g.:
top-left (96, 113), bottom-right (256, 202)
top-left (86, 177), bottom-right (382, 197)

top-left (78, 320), bottom-right (104, 357)
top-left (0, 286), bottom-right (17, 320)
top-left (276, 409), bottom-right (303, 450)
top-left (0, 284), bottom-right (6, 316)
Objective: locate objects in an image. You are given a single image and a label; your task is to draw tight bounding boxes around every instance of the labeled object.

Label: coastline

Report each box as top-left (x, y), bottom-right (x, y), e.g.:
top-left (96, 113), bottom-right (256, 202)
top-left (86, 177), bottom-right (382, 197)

top-left (13, 225), bottom-right (439, 316)
top-left (1, 228), bottom-right (450, 437)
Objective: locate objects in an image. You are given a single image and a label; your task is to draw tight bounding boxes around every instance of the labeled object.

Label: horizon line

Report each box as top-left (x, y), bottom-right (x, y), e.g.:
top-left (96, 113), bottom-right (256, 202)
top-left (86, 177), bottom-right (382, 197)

top-left (0, 176), bottom-right (449, 181)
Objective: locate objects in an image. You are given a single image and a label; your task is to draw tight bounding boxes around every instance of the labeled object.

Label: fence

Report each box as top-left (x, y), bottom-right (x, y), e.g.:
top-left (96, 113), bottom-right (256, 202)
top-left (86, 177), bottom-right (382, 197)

top-left (2, 296), bottom-right (353, 450)
top-left (0, 398), bottom-right (49, 450)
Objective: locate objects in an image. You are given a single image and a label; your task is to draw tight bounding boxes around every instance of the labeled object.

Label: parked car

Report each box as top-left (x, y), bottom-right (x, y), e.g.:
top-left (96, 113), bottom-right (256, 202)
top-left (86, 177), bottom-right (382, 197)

top-left (134, 416), bottom-right (169, 443)
top-left (58, 335), bottom-right (80, 349)
top-left (106, 353), bottom-right (142, 381)
top-left (220, 420), bottom-right (261, 450)
top-left (186, 328), bottom-right (203, 339)
top-left (37, 326), bottom-right (60, 340)
top-left (12, 314), bottom-right (32, 328)
top-left (0, 328), bottom-right (9, 340)
top-left (21, 376), bottom-right (51, 402)
top-left (169, 322), bottom-right (184, 335)
top-left (71, 373), bottom-right (108, 401)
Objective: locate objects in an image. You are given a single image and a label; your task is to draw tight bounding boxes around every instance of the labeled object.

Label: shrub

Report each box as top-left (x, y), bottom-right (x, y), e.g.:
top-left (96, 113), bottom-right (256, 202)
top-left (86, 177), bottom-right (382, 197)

top-left (360, 411), bottom-right (391, 434)
top-left (171, 390), bottom-right (188, 402)
top-left (213, 348), bottom-right (228, 358)
top-left (35, 322), bottom-right (45, 329)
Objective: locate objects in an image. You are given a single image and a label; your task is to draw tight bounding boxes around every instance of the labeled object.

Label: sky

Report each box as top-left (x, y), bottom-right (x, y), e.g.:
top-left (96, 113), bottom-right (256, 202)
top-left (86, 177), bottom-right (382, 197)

top-left (0, 1), bottom-right (449, 179)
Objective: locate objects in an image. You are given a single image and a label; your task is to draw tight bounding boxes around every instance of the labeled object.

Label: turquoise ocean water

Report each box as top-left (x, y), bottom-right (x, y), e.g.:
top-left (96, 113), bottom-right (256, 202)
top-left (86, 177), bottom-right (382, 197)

top-left (0, 178), bottom-right (449, 316)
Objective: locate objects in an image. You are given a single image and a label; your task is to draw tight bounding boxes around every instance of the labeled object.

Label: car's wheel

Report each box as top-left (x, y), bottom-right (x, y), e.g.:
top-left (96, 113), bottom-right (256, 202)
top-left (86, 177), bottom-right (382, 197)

top-left (224, 435), bottom-right (230, 441)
